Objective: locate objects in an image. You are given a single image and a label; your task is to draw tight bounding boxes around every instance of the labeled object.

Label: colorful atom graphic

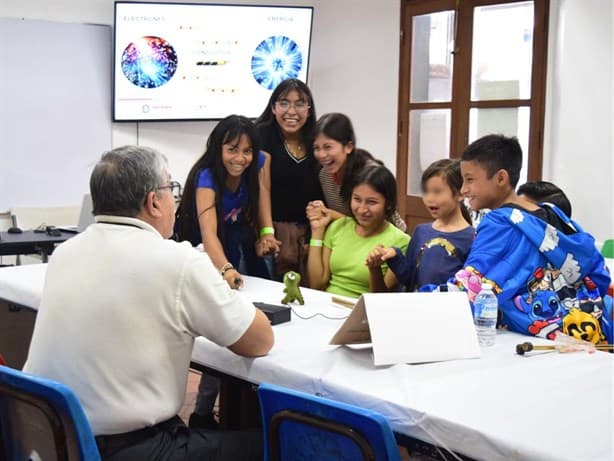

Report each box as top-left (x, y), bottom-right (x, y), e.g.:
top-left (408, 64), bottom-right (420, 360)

top-left (251, 36), bottom-right (303, 90)
top-left (121, 36), bottom-right (178, 89)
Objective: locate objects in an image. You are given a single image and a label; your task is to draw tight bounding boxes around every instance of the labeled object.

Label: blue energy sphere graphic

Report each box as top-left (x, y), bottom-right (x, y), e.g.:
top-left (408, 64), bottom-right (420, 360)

top-left (121, 36), bottom-right (178, 89)
top-left (251, 36), bottom-right (303, 90)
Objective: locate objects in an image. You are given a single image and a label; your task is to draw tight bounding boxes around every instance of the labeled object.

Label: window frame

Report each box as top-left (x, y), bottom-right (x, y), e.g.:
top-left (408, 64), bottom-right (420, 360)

top-left (396, 0), bottom-right (549, 231)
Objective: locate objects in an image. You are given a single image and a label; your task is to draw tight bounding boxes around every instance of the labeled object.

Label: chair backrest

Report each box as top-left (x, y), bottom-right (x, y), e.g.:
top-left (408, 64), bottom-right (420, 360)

top-left (0, 211), bottom-right (12, 231)
top-left (76, 194), bottom-right (95, 233)
top-left (9, 206), bottom-right (80, 232)
top-left (258, 382), bottom-right (400, 461)
top-left (0, 365), bottom-right (101, 461)
top-left (601, 239), bottom-right (614, 259)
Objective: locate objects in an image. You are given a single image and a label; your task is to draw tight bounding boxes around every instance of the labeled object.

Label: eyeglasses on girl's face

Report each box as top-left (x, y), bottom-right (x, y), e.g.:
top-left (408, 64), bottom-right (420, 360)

top-left (275, 99), bottom-right (310, 112)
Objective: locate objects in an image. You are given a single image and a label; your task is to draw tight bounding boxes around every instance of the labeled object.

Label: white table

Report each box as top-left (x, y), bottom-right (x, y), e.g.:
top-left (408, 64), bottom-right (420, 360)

top-left (1, 264), bottom-right (613, 461)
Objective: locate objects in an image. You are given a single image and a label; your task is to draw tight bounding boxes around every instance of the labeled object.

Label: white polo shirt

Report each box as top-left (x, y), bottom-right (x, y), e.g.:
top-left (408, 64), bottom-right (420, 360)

top-left (24, 215), bottom-right (256, 435)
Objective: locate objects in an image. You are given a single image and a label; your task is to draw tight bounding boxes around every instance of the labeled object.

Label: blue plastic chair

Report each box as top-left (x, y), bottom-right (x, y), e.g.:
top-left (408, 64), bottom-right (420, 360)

top-left (258, 382), bottom-right (401, 461)
top-left (0, 365), bottom-right (101, 461)
top-left (601, 239), bottom-right (614, 259)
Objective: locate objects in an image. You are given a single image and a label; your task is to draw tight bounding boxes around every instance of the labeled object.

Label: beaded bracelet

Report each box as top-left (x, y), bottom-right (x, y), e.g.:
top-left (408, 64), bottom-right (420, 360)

top-left (309, 239), bottom-right (323, 247)
top-left (259, 226), bottom-right (275, 237)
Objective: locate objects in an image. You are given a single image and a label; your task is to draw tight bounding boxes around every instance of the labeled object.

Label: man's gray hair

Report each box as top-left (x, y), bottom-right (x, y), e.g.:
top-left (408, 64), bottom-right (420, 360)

top-left (90, 145), bottom-right (168, 217)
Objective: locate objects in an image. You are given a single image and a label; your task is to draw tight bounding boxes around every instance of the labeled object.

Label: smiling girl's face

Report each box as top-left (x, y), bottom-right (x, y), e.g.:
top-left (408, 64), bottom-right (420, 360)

top-left (222, 134), bottom-right (253, 178)
top-left (313, 133), bottom-right (353, 175)
top-left (351, 183), bottom-right (387, 233)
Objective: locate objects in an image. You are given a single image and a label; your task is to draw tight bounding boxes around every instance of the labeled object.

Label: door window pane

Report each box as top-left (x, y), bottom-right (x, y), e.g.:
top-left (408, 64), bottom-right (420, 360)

top-left (471, 2), bottom-right (534, 101)
top-left (410, 11), bottom-right (455, 103)
top-left (469, 107), bottom-right (530, 185)
top-left (407, 109), bottom-right (451, 195)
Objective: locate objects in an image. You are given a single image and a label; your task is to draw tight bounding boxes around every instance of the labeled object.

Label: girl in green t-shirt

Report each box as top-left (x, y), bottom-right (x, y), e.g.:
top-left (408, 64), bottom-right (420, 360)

top-left (306, 164), bottom-right (410, 298)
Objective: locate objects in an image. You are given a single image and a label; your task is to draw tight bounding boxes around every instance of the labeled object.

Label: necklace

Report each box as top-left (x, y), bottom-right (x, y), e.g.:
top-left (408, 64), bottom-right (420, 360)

top-left (283, 140), bottom-right (307, 163)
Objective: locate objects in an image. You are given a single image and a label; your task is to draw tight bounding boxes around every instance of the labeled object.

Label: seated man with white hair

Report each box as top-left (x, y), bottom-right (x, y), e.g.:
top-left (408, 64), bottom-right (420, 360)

top-left (24, 145), bottom-right (274, 460)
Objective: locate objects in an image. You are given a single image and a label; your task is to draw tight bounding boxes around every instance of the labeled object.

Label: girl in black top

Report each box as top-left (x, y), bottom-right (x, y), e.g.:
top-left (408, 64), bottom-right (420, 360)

top-left (255, 79), bottom-right (323, 278)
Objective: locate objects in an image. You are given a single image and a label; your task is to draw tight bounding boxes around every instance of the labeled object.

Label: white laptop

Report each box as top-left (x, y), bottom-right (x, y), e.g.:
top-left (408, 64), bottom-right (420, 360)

top-left (58, 194), bottom-right (94, 233)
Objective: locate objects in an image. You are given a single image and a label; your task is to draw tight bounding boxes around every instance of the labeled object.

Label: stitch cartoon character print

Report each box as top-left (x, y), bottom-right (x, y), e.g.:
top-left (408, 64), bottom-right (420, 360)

top-left (453, 206), bottom-right (613, 343)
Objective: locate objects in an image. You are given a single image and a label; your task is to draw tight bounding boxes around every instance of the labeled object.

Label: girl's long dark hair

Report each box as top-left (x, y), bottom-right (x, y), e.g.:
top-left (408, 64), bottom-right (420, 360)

top-left (175, 115), bottom-right (261, 246)
top-left (341, 148), bottom-right (382, 205)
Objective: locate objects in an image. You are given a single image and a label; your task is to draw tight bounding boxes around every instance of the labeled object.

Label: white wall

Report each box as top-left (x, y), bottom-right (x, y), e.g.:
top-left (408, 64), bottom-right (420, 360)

top-left (2, 0), bottom-right (612, 242)
top-left (1, 0), bottom-right (400, 207)
top-left (544, 0), bottom-right (613, 243)
top-left (309, 0), bottom-right (400, 162)
top-left (1, 18), bottom-right (111, 211)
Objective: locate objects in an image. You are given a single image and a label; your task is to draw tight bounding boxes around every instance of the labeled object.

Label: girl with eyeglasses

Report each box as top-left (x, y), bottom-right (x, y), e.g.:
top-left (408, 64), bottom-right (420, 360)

top-left (255, 78), bottom-right (324, 281)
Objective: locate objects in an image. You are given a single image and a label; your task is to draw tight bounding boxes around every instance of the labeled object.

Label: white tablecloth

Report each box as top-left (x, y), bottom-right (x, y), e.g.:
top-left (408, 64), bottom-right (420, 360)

top-left (0, 263), bottom-right (47, 310)
top-left (1, 265), bottom-right (613, 461)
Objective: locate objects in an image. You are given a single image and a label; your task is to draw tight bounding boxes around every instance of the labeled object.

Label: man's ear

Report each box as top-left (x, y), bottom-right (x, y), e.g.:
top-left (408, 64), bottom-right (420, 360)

top-left (143, 191), bottom-right (163, 218)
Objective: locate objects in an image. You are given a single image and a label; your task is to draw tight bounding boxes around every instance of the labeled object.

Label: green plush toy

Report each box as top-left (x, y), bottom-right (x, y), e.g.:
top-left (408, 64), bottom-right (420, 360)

top-left (281, 271), bottom-right (304, 305)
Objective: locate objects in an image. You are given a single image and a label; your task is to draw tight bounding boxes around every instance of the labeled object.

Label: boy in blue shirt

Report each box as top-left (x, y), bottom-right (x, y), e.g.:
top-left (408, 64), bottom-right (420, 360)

top-left (456, 134), bottom-right (612, 343)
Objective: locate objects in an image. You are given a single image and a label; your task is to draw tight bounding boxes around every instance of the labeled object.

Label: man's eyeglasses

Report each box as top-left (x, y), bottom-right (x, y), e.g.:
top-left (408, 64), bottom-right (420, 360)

top-left (157, 181), bottom-right (182, 197)
top-left (275, 99), bottom-right (310, 112)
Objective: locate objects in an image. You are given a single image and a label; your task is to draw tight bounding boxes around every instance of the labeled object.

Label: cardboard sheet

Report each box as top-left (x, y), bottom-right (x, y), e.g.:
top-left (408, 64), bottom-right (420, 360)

top-left (331, 291), bottom-right (481, 365)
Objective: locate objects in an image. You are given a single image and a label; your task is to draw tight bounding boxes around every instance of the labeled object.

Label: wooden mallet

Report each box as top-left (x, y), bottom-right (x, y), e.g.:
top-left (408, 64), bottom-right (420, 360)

top-left (516, 341), bottom-right (614, 355)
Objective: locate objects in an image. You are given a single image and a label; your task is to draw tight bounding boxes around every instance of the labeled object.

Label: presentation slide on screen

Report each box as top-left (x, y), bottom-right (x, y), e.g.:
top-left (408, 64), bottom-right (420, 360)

top-left (114, 3), bottom-right (313, 121)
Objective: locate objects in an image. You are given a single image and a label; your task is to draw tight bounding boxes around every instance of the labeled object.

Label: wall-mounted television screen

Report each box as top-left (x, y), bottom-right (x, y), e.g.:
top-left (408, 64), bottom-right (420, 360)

top-left (113, 2), bottom-right (313, 121)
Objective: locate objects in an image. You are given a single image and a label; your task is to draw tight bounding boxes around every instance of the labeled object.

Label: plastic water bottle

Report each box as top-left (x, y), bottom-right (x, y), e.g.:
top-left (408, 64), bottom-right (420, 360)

top-left (474, 282), bottom-right (498, 347)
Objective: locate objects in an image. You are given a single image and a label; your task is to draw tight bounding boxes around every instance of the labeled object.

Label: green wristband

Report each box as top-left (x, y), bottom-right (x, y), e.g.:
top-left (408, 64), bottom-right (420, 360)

top-left (260, 226), bottom-right (275, 237)
top-left (309, 239), bottom-right (323, 247)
